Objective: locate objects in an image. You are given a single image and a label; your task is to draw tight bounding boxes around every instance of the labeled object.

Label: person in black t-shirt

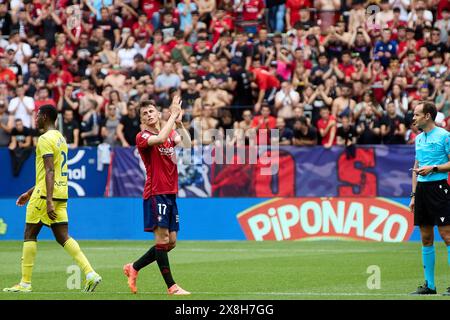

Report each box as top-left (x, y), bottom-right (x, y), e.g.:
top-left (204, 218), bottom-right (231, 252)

top-left (193, 36), bottom-right (211, 63)
top-left (181, 78), bottom-right (200, 119)
top-left (356, 104), bottom-right (382, 144)
top-left (275, 117), bottom-right (293, 145)
top-left (337, 115), bottom-right (357, 159)
top-left (76, 34), bottom-right (96, 74)
top-left (130, 54), bottom-right (152, 85)
top-left (158, 10), bottom-right (179, 44)
top-left (8, 118), bottom-right (33, 176)
top-left (23, 61), bottom-right (47, 97)
top-left (0, 2), bottom-right (12, 36)
top-left (205, 61), bottom-right (230, 90)
top-left (337, 115), bottom-right (357, 145)
top-left (94, 7), bottom-right (120, 47)
top-left (182, 63), bottom-right (203, 85)
top-left (426, 28), bottom-right (448, 56)
top-left (232, 31), bottom-right (253, 70)
top-left (230, 60), bottom-right (251, 99)
top-left (117, 103), bottom-right (141, 147)
top-left (293, 116), bottom-right (318, 146)
top-left (380, 101), bottom-right (406, 144)
top-left (61, 109), bottom-right (79, 148)
top-left (9, 119), bottom-right (32, 149)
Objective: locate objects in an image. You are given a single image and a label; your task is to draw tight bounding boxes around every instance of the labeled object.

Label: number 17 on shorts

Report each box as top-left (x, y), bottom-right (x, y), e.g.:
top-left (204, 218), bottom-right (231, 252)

top-left (143, 194), bottom-right (180, 232)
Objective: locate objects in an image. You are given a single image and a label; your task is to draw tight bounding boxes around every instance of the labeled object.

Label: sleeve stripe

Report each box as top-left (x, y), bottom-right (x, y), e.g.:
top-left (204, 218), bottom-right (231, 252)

top-left (42, 154), bottom-right (54, 158)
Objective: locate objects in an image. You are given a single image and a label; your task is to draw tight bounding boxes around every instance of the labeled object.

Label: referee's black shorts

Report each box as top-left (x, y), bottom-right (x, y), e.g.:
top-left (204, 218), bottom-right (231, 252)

top-left (415, 179), bottom-right (450, 226)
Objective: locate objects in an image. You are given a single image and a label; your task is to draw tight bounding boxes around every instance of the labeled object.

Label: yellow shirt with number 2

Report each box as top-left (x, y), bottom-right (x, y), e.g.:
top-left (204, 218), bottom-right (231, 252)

top-left (31, 129), bottom-right (69, 201)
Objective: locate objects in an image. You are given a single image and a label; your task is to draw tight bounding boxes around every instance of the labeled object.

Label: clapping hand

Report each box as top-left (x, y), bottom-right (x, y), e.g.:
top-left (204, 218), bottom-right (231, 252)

top-left (170, 95), bottom-right (182, 117)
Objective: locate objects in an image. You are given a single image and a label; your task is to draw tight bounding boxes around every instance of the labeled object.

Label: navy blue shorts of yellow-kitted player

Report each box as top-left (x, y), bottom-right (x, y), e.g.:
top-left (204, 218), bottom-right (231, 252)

top-left (143, 194), bottom-right (179, 232)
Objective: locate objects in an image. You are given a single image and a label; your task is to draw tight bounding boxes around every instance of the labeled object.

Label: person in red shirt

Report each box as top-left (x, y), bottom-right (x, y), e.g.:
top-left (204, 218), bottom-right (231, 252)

top-left (240, 0), bottom-right (265, 34)
top-left (251, 104), bottom-right (277, 145)
top-left (0, 55), bottom-right (17, 88)
top-left (251, 67), bottom-right (281, 112)
top-left (50, 33), bottom-right (74, 71)
top-left (317, 106), bottom-right (337, 148)
top-left (292, 48), bottom-right (313, 71)
top-left (437, 0), bottom-right (450, 19)
top-left (123, 97), bottom-right (192, 296)
top-left (142, 0), bottom-right (161, 28)
top-left (34, 87), bottom-right (56, 114)
top-left (209, 7), bottom-right (233, 44)
top-left (338, 51), bottom-right (356, 83)
top-left (387, 8), bottom-right (407, 41)
top-left (48, 62), bottom-right (74, 104)
top-left (403, 50), bottom-right (422, 85)
top-left (133, 12), bottom-right (154, 41)
top-left (145, 30), bottom-right (171, 66)
top-left (286, 0), bottom-right (311, 30)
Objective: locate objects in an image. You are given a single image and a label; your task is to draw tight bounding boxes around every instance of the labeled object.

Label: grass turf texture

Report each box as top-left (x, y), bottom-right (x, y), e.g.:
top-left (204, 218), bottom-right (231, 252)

top-left (1, 240), bottom-right (450, 300)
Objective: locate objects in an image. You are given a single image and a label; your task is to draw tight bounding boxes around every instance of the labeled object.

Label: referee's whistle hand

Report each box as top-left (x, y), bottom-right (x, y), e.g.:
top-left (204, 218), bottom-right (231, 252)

top-left (409, 198), bottom-right (414, 213)
top-left (414, 166), bottom-right (433, 176)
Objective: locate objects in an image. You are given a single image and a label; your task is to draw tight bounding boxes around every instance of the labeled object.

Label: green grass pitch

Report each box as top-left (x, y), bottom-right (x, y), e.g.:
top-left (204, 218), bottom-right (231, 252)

top-left (1, 240), bottom-right (450, 300)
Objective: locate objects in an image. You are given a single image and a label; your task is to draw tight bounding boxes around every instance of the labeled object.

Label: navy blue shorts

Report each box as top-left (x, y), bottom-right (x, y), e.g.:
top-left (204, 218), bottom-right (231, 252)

top-left (143, 194), bottom-right (179, 232)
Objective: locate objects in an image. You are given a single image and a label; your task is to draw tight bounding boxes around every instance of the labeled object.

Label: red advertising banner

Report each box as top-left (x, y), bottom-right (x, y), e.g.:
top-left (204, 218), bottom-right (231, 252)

top-left (237, 198), bottom-right (414, 242)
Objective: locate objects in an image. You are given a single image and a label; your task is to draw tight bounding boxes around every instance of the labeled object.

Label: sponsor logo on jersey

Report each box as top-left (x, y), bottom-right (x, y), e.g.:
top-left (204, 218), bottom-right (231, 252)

top-left (158, 146), bottom-right (175, 157)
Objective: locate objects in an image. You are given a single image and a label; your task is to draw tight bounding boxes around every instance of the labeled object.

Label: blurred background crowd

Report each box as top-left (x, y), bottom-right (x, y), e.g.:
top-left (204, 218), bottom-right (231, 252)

top-left (0, 0), bottom-right (450, 152)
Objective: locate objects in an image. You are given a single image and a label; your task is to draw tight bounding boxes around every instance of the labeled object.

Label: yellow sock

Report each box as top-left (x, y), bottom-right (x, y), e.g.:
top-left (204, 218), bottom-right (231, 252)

top-left (21, 241), bottom-right (37, 284)
top-left (63, 238), bottom-right (94, 275)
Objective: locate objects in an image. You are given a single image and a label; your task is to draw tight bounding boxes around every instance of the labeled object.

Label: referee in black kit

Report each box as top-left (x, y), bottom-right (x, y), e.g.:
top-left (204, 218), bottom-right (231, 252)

top-left (409, 102), bottom-right (450, 295)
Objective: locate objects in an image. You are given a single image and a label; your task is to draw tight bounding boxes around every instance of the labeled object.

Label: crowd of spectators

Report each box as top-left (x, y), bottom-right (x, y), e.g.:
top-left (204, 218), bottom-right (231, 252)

top-left (0, 0), bottom-right (449, 151)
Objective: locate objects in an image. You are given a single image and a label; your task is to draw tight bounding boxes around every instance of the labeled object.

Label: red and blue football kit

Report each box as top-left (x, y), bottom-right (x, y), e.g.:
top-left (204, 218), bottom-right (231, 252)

top-left (136, 129), bottom-right (180, 232)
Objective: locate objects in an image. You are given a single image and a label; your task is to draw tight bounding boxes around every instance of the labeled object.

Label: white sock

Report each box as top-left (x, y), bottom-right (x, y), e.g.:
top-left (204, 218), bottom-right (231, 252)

top-left (19, 282), bottom-right (31, 287)
top-left (86, 271), bottom-right (96, 280)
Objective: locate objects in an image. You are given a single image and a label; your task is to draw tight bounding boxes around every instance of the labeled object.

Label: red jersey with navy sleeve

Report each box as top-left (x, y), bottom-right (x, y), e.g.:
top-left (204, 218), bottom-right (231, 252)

top-left (136, 129), bottom-right (179, 199)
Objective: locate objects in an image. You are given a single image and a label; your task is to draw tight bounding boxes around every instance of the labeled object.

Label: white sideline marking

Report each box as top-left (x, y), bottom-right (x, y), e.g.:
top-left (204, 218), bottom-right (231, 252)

top-left (84, 247), bottom-right (380, 254)
top-left (0, 291), bottom-right (430, 297)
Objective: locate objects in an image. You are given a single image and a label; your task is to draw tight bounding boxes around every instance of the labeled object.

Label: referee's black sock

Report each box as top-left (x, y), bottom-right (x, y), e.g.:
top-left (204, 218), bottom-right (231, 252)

top-left (133, 246), bottom-right (156, 271)
top-left (155, 244), bottom-right (176, 288)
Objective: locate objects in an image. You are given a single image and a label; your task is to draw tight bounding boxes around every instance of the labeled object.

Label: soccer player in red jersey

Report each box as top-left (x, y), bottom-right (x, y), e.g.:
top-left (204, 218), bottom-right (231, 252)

top-left (123, 96), bottom-right (192, 295)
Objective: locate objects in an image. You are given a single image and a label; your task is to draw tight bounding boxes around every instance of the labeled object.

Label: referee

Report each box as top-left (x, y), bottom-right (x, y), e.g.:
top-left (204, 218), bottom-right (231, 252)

top-left (410, 102), bottom-right (450, 295)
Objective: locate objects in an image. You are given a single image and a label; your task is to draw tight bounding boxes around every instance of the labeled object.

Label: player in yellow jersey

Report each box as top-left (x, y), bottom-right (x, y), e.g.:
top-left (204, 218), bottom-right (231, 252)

top-left (3, 105), bottom-right (102, 293)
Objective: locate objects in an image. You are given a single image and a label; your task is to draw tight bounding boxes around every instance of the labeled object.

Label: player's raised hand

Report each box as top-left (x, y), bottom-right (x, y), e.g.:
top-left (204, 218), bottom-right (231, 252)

top-left (170, 95), bottom-right (182, 117)
top-left (16, 192), bottom-right (31, 206)
top-left (175, 108), bottom-right (183, 125)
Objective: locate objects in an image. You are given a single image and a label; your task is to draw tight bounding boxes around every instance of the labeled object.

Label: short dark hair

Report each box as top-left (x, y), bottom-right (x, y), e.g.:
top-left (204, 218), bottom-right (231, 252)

top-left (261, 104), bottom-right (271, 111)
top-left (342, 50), bottom-right (352, 56)
top-left (139, 100), bottom-right (156, 111)
top-left (175, 30), bottom-right (184, 40)
top-left (298, 116), bottom-right (308, 126)
top-left (421, 102), bottom-right (437, 121)
top-left (39, 105), bottom-right (58, 123)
